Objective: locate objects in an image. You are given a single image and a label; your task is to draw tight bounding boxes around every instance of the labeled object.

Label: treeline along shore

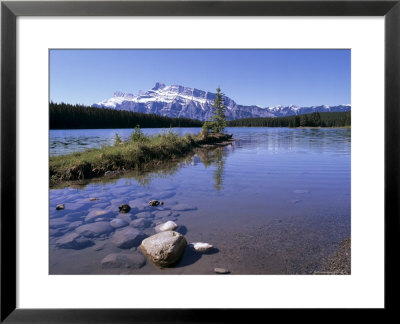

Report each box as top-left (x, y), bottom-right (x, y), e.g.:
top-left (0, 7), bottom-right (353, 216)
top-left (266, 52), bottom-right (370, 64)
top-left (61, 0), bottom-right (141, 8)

top-left (50, 102), bottom-right (203, 129)
top-left (50, 102), bottom-right (350, 129)
top-left (227, 111), bottom-right (351, 128)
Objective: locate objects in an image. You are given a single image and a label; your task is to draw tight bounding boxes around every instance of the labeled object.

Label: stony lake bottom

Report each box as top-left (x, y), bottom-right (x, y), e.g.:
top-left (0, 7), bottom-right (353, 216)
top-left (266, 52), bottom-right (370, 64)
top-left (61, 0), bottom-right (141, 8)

top-left (49, 127), bottom-right (351, 274)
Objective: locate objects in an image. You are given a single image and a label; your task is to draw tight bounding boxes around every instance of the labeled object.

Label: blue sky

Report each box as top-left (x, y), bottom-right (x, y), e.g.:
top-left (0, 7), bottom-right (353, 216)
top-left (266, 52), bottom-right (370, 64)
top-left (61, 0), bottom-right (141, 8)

top-left (50, 49), bottom-right (350, 107)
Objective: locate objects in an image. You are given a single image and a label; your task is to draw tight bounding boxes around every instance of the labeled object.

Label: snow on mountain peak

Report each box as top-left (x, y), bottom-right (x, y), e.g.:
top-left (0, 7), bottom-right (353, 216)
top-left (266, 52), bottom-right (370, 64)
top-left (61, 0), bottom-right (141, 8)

top-left (93, 83), bottom-right (351, 121)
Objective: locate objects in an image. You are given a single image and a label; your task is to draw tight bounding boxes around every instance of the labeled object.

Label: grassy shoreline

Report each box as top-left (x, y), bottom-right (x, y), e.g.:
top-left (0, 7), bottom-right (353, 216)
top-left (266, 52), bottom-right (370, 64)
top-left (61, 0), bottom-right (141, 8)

top-left (50, 130), bottom-right (233, 187)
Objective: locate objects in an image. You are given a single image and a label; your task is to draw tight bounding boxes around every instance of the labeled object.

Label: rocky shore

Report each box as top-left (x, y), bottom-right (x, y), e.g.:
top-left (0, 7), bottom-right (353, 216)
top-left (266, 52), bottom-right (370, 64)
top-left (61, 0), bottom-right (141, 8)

top-left (54, 198), bottom-right (222, 273)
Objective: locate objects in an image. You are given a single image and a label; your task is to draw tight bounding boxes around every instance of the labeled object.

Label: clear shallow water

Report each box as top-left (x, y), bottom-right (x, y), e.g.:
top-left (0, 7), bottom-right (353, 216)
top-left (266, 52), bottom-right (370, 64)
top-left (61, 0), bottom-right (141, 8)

top-left (50, 128), bottom-right (201, 156)
top-left (49, 127), bottom-right (351, 274)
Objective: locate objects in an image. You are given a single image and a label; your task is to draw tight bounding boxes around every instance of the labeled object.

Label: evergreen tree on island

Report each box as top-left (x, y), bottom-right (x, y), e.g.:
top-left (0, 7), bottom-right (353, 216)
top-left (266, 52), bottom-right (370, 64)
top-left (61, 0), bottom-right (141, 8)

top-left (211, 86), bottom-right (227, 133)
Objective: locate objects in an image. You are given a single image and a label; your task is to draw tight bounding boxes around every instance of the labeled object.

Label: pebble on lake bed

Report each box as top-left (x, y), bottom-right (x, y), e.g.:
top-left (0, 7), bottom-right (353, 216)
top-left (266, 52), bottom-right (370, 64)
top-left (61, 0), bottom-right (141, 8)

top-left (149, 200), bottom-right (161, 207)
top-left (214, 268), bottom-right (230, 274)
top-left (189, 242), bottom-right (213, 252)
top-left (56, 204), bottom-right (65, 210)
top-left (118, 204), bottom-right (131, 213)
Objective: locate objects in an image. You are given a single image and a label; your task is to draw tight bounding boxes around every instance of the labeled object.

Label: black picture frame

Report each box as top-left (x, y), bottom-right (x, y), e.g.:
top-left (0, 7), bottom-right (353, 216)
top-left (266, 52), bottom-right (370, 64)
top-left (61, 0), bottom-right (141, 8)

top-left (1, 0), bottom-right (399, 322)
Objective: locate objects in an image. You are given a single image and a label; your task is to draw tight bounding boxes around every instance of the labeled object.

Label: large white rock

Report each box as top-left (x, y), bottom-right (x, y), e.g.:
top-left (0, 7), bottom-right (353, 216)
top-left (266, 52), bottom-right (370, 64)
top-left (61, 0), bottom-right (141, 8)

top-left (140, 231), bottom-right (187, 267)
top-left (189, 242), bottom-right (213, 252)
top-left (154, 221), bottom-right (178, 233)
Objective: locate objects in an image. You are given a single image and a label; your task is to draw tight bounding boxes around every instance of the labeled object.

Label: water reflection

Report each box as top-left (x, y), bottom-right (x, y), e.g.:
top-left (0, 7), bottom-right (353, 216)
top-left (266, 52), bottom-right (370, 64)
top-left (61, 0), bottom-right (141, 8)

top-left (196, 148), bottom-right (227, 191)
top-left (56, 143), bottom-right (236, 194)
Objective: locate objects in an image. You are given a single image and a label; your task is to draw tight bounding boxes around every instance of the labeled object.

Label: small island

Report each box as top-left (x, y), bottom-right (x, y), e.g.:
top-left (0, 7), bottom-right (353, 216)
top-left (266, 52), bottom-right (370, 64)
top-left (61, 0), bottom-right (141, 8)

top-left (50, 87), bottom-right (232, 186)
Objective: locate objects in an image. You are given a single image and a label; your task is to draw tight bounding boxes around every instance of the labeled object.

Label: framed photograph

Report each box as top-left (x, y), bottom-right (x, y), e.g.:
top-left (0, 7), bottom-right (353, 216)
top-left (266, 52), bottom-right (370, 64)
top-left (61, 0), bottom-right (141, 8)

top-left (1, 0), bottom-right (398, 321)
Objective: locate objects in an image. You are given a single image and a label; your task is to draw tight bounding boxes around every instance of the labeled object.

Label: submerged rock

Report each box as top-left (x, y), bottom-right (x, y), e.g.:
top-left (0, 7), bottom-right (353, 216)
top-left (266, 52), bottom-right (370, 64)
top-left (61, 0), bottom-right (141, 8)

top-left (112, 227), bottom-right (145, 249)
top-left (50, 218), bottom-right (69, 229)
top-left (101, 252), bottom-right (146, 269)
top-left (129, 199), bottom-right (149, 210)
top-left (75, 221), bottom-right (114, 238)
top-left (155, 221), bottom-right (178, 233)
top-left (134, 211), bottom-right (154, 219)
top-left (67, 220), bottom-right (83, 231)
top-left (140, 231), bottom-right (187, 267)
top-left (118, 204), bottom-right (131, 213)
top-left (85, 209), bottom-right (110, 223)
top-left (189, 242), bottom-right (213, 252)
top-left (64, 212), bottom-right (85, 222)
top-left (56, 232), bottom-right (93, 249)
top-left (110, 218), bottom-right (129, 229)
top-left (116, 213), bottom-right (132, 223)
top-left (56, 204), bottom-right (65, 210)
top-left (130, 218), bottom-right (152, 229)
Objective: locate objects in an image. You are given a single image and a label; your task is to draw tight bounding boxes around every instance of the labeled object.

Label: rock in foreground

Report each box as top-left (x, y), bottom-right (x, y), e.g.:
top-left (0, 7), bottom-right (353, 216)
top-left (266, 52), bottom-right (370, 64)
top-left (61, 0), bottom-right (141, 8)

top-left (101, 252), bottom-right (146, 269)
top-left (75, 222), bottom-right (114, 238)
top-left (112, 227), bottom-right (145, 249)
top-left (56, 232), bottom-right (93, 249)
top-left (155, 221), bottom-right (178, 233)
top-left (110, 218), bottom-right (129, 229)
top-left (140, 231), bottom-right (187, 267)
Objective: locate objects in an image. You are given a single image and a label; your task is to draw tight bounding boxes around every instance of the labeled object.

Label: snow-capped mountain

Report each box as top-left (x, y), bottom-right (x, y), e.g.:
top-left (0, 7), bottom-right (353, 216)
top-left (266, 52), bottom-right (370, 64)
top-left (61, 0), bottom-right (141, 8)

top-left (92, 82), bottom-right (351, 121)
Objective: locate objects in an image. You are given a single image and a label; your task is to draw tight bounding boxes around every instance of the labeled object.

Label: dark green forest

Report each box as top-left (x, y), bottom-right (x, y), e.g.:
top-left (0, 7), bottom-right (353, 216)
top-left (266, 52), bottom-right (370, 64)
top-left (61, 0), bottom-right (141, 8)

top-left (227, 111), bottom-right (351, 128)
top-left (50, 102), bottom-right (350, 129)
top-left (49, 102), bottom-right (203, 129)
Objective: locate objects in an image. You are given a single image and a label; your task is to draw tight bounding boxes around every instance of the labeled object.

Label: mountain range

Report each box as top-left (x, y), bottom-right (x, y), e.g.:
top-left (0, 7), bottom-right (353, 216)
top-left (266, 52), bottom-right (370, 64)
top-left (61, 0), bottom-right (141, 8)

top-left (92, 82), bottom-right (351, 121)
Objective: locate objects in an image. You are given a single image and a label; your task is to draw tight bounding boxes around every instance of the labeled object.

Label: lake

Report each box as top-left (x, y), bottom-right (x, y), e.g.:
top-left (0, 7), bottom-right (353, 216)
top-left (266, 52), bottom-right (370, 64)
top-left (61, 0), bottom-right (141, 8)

top-left (49, 127), bottom-right (351, 274)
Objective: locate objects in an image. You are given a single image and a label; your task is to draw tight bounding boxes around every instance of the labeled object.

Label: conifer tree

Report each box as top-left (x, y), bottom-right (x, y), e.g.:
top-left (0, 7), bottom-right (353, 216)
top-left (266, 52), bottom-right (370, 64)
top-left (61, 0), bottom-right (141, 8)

top-left (211, 87), bottom-right (227, 133)
top-left (300, 114), bottom-right (308, 127)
